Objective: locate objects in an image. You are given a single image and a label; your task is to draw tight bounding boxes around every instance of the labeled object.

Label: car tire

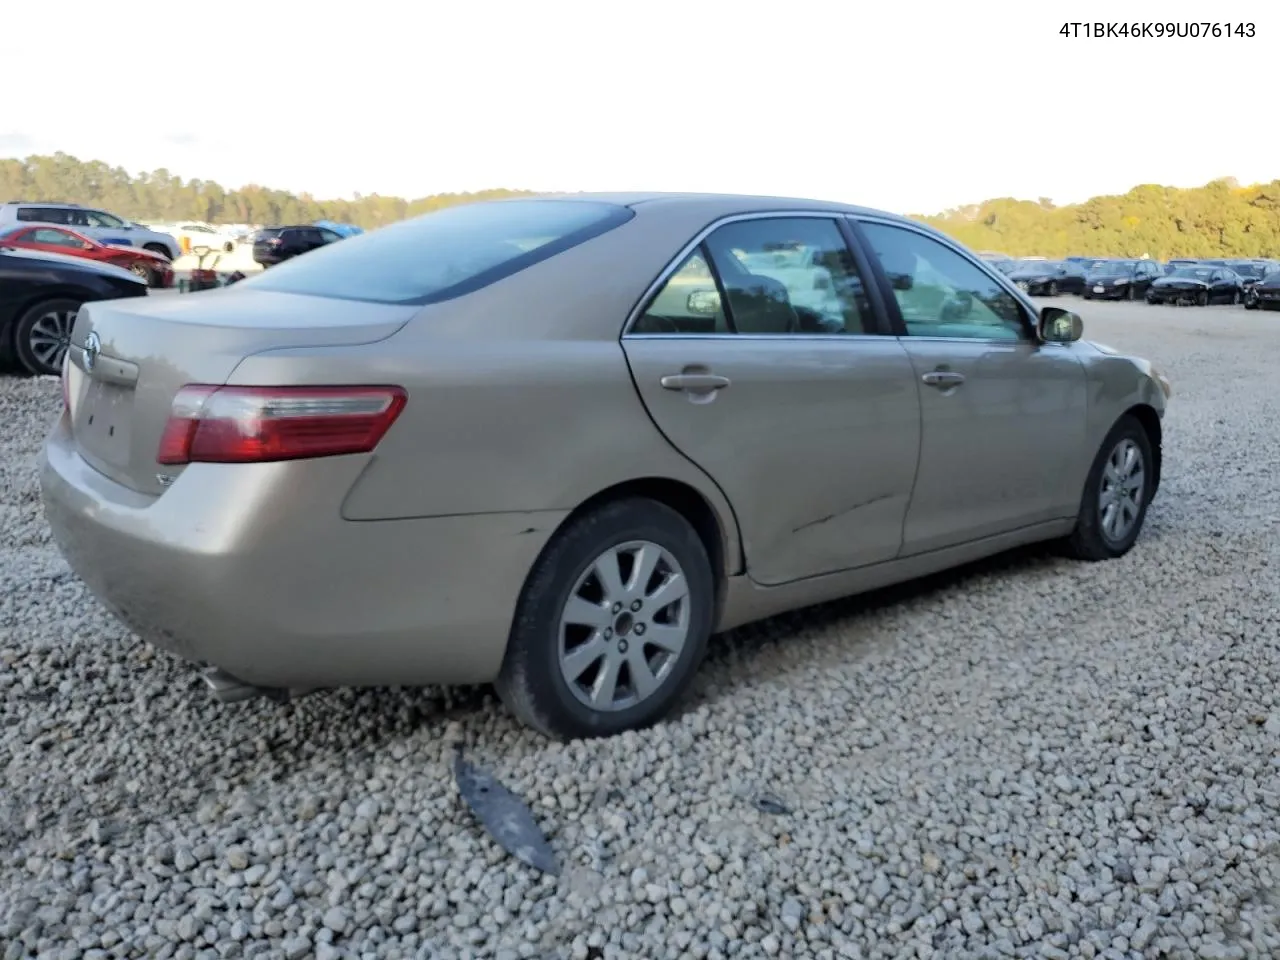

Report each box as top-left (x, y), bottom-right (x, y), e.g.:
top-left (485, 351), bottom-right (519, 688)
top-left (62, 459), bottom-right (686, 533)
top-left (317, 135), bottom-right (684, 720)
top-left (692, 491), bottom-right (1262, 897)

top-left (1231, 290), bottom-right (1241, 305)
top-left (127, 262), bottom-right (154, 285)
top-left (142, 243), bottom-right (173, 261)
top-left (1245, 297), bottom-right (1258, 311)
top-left (1061, 414), bottom-right (1155, 562)
top-left (1048, 281), bottom-right (1059, 296)
top-left (495, 497), bottom-right (715, 740)
top-left (13, 298), bottom-right (80, 376)
top-left (1081, 292), bottom-right (1091, 301)
top-left (1196, 290), bottom-right (1209, 306)
top-left (1127, 285), bottom-right (1138, 301)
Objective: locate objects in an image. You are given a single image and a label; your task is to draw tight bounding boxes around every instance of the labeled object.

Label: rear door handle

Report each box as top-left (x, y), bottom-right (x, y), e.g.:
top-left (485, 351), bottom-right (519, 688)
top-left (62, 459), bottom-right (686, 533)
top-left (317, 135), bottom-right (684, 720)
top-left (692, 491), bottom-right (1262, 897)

top-left (921, 371), bottom-right (965, 388)
top-left (660, 374), bottom-right (731, 392)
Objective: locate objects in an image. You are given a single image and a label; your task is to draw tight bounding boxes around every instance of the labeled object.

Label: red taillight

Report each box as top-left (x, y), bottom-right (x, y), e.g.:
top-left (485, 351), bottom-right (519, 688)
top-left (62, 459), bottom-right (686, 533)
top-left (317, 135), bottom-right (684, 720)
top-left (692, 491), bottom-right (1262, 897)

top-left (156, 385), bottom-right (407, 465)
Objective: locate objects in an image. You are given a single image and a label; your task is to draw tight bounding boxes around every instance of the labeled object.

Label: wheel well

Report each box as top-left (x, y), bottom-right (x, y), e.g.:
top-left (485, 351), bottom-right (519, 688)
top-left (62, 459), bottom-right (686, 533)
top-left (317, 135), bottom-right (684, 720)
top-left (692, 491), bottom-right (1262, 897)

top-left (142, 242), bottom-right (172, 259)
top-left (563, 478), bottom-right (739, 620)
top-left (1125, 404), bottom-right (1162, 493)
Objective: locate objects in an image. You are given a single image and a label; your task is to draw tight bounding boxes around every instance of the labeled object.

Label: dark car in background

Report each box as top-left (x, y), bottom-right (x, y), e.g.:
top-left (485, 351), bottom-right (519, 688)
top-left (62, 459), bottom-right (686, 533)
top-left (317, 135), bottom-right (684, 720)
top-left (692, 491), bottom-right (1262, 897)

top-left (251, 225), bottom-right (346, 268)
top-left (1007, 259), bottom-right (1086, 296)
top-left (1224, 260), bottom-right (1271, 300)
top-left (1163, 258), bottom-right (1201, 275)
top-left (0, 246), bottom-right (148, 375)
top-left (1147, 265), bottom-right (1244, 306)
top-left (1082, 259), bottom-right (1163, 301)
top-left (1244, 268), bottom-right (1280, 310)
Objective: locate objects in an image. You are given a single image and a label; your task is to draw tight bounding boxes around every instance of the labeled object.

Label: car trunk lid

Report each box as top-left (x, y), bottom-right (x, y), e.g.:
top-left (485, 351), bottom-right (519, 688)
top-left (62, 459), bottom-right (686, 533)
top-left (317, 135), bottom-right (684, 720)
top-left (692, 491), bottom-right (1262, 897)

top-left (65, 288), bottom-right (416, 495)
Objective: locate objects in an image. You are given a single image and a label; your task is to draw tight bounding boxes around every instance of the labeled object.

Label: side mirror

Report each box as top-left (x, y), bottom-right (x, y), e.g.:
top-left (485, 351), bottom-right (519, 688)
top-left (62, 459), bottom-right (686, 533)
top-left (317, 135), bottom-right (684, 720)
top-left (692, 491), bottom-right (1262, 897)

top-left (1038, 306), bottom-right (1083, 343)
top-left (687, 289), bottom-right (721, 315)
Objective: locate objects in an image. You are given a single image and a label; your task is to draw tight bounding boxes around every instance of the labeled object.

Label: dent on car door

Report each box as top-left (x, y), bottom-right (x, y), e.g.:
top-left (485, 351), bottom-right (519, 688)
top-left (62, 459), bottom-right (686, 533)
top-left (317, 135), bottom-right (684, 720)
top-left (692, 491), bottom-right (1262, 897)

top-left (854, 219), bottom-right (1089, 555)
top-left (620, 215), bottom-right (921, 586)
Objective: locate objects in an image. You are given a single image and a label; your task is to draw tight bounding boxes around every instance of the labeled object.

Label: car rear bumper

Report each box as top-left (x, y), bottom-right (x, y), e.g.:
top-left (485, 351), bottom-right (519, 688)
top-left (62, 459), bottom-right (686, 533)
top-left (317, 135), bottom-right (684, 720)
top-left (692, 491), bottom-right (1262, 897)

top-left (40, 414), bottom-right (565, 689)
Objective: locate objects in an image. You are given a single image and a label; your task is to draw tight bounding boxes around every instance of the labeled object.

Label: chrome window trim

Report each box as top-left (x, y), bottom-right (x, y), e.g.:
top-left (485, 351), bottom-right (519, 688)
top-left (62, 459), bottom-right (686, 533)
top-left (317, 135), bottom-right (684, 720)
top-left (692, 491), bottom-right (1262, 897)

top-left (621, 210), bottom-right (883, 340)
top-left (849, 214), bottom-right (1045, 345)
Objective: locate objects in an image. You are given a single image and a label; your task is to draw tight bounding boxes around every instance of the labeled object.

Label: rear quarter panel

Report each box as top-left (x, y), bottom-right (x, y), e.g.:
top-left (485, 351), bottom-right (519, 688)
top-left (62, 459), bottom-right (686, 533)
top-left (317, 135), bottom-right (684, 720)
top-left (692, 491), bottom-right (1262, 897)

top-left (225, 208), bottom-right (750, 570)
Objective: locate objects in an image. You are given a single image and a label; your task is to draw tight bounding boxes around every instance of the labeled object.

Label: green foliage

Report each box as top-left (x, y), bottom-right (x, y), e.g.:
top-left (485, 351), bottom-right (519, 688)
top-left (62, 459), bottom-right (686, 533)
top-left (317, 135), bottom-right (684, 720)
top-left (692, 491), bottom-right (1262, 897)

top-left (916, 178), bottom-right (1280, 259)
top-left (0, 153), bottom-right (537, 228)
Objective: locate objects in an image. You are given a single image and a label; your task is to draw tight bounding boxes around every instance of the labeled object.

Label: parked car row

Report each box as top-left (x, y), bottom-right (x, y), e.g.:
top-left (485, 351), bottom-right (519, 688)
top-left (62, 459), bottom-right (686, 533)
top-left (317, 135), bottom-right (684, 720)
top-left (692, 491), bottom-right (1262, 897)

top-left (979, 252), bottom-right (1280, 310)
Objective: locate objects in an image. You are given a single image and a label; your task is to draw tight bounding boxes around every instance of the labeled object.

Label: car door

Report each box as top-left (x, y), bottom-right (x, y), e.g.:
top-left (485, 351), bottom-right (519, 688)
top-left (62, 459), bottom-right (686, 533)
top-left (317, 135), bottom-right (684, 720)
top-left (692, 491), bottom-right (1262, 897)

top-left (621, 214), bottom-right (922, 586)
top-left (852, 217), bottom-right (1089, 556)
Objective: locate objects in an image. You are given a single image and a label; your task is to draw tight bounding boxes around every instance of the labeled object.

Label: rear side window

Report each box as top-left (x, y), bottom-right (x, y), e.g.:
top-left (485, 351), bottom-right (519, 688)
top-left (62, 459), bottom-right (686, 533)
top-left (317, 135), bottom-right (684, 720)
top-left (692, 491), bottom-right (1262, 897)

top-left (17, 206), bottom-right (71, 224)
top-left (241, 199), bottom-right (634, 305)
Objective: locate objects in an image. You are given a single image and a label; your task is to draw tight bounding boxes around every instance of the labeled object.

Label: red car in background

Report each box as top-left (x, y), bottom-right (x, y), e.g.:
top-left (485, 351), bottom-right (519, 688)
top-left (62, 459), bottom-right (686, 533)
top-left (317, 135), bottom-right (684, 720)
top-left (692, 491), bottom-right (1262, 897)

top-left (0, 225), bottom-right (174, 288)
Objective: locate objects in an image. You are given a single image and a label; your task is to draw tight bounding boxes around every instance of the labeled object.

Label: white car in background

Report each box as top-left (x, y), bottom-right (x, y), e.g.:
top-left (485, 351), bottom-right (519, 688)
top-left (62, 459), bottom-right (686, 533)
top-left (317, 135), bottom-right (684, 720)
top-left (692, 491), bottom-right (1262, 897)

top-left (163, 222), bottom-right (240, 253)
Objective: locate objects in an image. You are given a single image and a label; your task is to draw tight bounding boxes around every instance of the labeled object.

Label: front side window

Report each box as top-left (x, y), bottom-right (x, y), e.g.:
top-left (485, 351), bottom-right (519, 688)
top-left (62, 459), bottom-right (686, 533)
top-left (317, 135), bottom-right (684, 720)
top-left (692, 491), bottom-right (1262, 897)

top-left (859, 222), bottom-right (1027, 341)
top-left (31, 228), bottom-right (83, 248)
top-left (242, 199), bottom-right (634, 305)
top-left (84, 210), bottom-right (126, 228)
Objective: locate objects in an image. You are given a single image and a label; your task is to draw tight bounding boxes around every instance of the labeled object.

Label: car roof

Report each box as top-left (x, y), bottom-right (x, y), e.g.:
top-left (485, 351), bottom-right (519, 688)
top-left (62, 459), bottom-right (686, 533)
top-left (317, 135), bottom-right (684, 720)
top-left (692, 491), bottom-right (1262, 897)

top-left (532, 190), bottom-right (914, 221)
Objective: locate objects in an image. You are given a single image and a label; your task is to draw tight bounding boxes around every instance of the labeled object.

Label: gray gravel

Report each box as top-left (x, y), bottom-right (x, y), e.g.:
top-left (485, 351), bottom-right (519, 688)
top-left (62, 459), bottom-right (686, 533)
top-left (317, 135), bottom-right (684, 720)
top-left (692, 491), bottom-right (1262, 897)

top-left (3, 299), bottom-right (1280, 960)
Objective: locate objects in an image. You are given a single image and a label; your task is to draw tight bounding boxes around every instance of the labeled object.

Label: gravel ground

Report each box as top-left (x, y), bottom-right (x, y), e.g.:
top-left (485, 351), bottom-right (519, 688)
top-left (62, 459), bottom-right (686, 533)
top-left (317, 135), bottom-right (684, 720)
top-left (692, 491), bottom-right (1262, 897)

top-left (2, 299), bottom-right (1280, 960)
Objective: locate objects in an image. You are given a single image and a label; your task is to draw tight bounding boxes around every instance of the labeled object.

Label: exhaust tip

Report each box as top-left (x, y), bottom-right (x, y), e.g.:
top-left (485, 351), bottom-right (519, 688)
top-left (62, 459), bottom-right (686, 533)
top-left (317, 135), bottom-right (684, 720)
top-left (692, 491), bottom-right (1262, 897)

top-left (200, 666), bottom-right (286, 704)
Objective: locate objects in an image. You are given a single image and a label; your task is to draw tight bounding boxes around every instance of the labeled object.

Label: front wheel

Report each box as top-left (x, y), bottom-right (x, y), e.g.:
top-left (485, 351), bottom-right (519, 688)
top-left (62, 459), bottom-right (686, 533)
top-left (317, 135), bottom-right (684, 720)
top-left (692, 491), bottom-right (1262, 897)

top-left (1127, 284), bottom-right (1138, 301)
top-left (1048, 281), bottom-right (1059, 296)
top-left (1196, 290), bottom-right (1209, 306)
top-left (14, 298), bottom-right (79, 376)
top-left (127, 262), bottom-right (153, 285)
top-left (495, 497), bottom-right (714, 740)
top-left (142, 243), bottom-right (173, 261)
top-left (1061, 415), bottom-right (1155, 561)
top-left (1245, 296), bottom-right (1258, 311)
top-left (1231, 290), bottom-right (1241, 305)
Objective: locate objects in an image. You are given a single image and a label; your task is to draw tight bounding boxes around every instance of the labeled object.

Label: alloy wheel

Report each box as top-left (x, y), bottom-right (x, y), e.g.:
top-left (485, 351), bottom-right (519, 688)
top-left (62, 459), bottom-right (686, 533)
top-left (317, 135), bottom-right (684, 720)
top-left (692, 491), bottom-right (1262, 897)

top-left (26, 306), bottom-right (77, 374)
top-left (1098, 438), bottom-right (1145, 543)
top-left (557, 540), bottom-right (691, 711)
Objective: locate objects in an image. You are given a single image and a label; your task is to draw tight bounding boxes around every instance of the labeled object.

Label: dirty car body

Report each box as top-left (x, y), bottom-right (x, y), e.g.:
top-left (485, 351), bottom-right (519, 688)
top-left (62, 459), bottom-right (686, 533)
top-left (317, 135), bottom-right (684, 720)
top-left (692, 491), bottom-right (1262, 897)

top-left (40, 193), bottom-right (1171, 739)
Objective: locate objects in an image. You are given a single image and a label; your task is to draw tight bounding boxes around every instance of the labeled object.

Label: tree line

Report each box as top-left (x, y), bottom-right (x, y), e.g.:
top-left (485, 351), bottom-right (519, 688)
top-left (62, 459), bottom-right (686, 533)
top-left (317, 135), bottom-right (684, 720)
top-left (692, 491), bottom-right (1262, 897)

top-left (0, 153), bottom-right (535, 229)
top-left (916, 177), bottom-right (1280, 259)
top-left (3, 154), bottom-right (1278, 258)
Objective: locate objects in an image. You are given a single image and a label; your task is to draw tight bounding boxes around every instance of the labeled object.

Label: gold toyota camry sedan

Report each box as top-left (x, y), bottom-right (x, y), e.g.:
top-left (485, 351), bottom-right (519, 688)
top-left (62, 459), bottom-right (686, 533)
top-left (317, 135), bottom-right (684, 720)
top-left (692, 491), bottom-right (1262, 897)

top-left (40, 193), bottom-right (1172, 740)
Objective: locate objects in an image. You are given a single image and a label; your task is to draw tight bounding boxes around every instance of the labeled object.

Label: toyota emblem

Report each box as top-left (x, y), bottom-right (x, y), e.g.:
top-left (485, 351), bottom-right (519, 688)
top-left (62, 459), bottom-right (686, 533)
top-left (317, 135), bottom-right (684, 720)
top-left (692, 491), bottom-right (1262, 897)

top-left (84, 331), bottom-right (100, 372)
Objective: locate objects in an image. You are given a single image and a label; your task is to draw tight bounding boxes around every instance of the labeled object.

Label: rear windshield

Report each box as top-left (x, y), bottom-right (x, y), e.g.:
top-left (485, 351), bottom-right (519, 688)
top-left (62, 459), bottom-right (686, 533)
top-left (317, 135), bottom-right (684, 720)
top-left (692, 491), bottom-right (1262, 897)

top-left (240, 199), bottom-right (634, 305)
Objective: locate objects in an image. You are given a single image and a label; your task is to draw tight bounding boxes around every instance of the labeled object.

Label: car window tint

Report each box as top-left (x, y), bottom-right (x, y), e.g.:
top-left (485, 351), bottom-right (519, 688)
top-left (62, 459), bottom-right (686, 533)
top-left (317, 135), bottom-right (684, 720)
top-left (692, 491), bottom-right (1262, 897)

top-left (633, 249), bottom-right (730, 335)
top-left (703, 217), bottom-right (871, 335)
top-left (18, 207), bottom-right (71, 224)
top-left (860, 222), bottom-right (1026, 341)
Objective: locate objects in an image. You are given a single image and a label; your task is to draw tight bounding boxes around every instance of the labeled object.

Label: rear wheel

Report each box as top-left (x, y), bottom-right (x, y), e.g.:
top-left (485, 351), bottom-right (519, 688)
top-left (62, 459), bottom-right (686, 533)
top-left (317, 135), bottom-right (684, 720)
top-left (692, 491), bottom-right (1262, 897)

top-left (1196, 290), bottom-right (1209, 306)
top-left (1061, 415), bottom-right (1154, 561)
top-left (495, 497), bottom-right (714, 740)
top-left (14, 298), bottom-right (79, 376)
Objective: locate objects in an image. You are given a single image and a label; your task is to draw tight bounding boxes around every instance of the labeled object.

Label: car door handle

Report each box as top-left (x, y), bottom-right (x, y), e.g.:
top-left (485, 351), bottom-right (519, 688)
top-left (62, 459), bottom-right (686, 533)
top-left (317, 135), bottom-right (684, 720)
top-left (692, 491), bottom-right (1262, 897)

top-left (921, 371), bottom-right (966, 388)
top-left (660, 374), bottom-right (731, 392)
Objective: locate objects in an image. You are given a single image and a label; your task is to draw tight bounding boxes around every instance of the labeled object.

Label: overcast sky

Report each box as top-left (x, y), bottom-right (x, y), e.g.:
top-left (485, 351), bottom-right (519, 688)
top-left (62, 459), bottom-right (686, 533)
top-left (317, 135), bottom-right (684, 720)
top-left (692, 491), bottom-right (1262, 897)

top-left (2, 0), bottom-right (1271, 214)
